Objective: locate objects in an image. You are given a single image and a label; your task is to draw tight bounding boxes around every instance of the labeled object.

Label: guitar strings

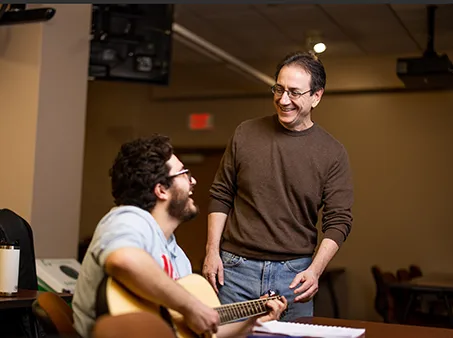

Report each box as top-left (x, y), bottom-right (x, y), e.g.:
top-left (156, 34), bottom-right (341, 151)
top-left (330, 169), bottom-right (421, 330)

top-left (214, 296), bottom-right (281, 323)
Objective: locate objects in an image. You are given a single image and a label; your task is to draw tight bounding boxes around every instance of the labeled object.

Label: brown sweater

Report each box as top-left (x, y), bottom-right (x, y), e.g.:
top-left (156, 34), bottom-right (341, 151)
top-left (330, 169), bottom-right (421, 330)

top-left (208, 114), bottom-right (354, 261)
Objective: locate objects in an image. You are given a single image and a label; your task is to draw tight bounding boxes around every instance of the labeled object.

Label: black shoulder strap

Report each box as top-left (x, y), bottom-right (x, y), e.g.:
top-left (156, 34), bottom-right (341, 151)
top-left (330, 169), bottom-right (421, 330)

top-left (0, 209), bottom-right (10, 243)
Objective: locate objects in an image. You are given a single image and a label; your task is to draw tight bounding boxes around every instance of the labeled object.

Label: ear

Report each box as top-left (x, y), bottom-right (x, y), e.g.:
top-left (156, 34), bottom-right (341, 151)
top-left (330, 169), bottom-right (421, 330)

top-left (154, 183), bottom-right (170, 201)
top-left (311, 88), bottom-right (324, 109)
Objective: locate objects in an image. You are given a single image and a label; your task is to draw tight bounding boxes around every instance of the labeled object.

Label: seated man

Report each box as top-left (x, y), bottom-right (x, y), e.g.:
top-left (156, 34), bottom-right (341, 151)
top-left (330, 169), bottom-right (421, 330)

top-left (72, 135), bottom-right (287, 338)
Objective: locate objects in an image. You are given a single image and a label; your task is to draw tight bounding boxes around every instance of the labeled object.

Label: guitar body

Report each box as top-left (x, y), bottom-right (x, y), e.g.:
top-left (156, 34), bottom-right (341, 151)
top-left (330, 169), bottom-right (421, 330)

top-left (104, 274), bottom-right (220, 338)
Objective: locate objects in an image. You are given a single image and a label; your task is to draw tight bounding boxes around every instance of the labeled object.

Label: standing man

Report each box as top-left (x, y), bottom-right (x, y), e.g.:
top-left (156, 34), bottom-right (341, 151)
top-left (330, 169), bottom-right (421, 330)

top-left (72, 135), bottom-right (286, 338)
top-left (203, 51), bottom-right (354, 321)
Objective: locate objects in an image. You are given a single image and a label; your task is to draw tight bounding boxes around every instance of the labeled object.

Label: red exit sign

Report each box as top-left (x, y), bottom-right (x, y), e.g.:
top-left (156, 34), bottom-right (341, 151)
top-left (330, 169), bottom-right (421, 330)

top-left (189, 113), bottom-right (213, 130)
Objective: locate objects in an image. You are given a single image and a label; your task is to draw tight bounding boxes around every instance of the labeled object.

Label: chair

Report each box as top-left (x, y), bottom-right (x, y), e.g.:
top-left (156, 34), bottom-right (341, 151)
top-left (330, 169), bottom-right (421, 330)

top-left (372, 265), bottom-right (449, 327)
top-left (92, 313), bottom-right (176, 338)
top-left (371, 265), bottom-right (398, 323)
top-left (408, 265), bottom-right (423, 279)
top-left (396, 269), bottom-right (412, 282)
top-left (32, 292), bottom-right (79, 337)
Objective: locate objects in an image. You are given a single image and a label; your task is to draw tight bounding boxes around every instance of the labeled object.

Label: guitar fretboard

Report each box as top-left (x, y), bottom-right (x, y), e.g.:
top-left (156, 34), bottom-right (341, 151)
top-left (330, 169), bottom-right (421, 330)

top-left (214, 296), bottom-right (280, 324)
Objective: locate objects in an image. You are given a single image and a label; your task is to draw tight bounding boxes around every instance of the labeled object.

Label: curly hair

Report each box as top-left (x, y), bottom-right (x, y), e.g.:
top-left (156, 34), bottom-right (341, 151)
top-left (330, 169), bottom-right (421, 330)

top-left (275, 51), bottom-right (326, 95)
top-left (109, 134), bottom-right (174, 211)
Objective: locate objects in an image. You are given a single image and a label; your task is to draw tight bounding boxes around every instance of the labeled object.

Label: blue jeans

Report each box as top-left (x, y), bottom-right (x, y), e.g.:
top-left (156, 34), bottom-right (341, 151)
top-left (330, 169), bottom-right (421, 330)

top-left (218, 250), bottom-right (313, 322)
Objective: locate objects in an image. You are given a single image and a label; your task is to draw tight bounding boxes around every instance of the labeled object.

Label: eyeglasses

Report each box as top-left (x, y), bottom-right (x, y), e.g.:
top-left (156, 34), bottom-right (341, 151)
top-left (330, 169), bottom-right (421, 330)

top-left (168, 168), bottom-right (192, 182)
top-left (271, 84), bottom-right (311, 100)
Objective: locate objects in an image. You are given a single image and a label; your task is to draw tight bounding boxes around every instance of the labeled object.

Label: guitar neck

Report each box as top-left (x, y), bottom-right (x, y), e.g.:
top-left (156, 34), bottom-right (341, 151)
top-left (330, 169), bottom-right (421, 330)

top-left (214, 296), bottom-right (280, 324)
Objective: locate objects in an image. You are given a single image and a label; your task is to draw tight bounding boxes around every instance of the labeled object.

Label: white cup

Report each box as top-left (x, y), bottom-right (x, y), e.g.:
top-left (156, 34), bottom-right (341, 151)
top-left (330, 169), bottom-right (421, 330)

top-left (0, 244), bottom-right (20, 296)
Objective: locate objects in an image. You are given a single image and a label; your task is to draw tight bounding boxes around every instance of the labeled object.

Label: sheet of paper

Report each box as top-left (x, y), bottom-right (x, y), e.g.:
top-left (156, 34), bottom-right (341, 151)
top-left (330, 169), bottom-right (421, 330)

top-left (254, 320), bottom-right (365, 338)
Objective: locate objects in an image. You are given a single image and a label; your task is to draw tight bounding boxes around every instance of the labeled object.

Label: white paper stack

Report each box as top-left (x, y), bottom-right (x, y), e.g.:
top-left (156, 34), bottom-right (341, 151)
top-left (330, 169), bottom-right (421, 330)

top-left (254, 320), bottom-right (365, 338)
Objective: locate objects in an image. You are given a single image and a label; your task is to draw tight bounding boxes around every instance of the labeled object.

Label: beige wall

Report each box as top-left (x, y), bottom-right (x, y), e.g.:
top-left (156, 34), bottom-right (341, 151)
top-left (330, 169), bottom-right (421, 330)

top-left (0, 4), bottom-right (91, 258)
top-left (315, 90), bottom-right (453, 320)
top-left (0, 21), bottom-right (42, 220)
top-left (31, 4), bottom-right (91, 258)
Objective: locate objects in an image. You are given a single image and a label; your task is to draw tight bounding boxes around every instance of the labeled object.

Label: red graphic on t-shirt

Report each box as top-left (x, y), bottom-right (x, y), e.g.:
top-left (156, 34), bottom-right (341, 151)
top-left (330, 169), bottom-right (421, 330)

top-left (162, 254), bottom-right (178, 280)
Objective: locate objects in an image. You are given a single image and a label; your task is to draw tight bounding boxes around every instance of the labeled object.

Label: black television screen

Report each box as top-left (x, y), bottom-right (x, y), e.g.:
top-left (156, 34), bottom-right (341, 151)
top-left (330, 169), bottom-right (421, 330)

top-left (89, 4), bottom-right (174, 86)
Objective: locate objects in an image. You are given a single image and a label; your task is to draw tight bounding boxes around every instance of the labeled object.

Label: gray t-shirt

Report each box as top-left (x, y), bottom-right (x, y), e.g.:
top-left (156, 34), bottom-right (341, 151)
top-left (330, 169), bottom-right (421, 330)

top-left (72, 205), bottom-right (192, 337)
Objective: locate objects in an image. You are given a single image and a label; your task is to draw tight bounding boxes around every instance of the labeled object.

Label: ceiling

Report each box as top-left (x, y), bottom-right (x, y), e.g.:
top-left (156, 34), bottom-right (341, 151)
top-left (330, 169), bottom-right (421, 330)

top-left (171, 4), bottom-right (453, 65)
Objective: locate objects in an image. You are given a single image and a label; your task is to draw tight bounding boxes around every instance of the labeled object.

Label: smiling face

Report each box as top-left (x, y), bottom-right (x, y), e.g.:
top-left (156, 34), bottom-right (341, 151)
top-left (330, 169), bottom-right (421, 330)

top-left (166, 155), bottom-right (198, 223)
top-left (273, 65), bottom-right (324, 131)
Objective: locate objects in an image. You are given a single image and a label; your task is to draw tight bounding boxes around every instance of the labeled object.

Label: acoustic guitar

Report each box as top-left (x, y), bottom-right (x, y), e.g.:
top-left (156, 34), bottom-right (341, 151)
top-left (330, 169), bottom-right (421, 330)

top-left (99, 273), bottom-right (282, 338)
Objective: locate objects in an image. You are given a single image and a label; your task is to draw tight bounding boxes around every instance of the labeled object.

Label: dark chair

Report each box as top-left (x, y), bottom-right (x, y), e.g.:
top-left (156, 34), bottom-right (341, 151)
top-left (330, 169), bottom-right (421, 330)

top-left (32, 292), bottom-right (79, 338)
top-left (408, 265), bottom-right (423, 279)
top-left (396, 269), bottom-right (412, 282)
top-left (371, 266), bottom-right (420, 324)
top-left (372, 265), bottom-right (449, 328)
top-left (93, 313), bottom-right (176, 338)
top-left (371, 265), bottom-right (398, 323)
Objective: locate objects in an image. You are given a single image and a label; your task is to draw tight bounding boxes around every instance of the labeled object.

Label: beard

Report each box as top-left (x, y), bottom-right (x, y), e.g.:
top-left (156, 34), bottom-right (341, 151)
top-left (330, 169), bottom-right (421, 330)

top-left (167, 188), bottom-right (199, 223)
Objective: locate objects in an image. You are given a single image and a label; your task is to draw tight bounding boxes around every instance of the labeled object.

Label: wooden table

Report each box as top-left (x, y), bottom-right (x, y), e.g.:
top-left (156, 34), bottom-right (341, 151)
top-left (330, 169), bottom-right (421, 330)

top-left (391, 273), bottom-right (453, 293)
top-left (0, 289), bottom-right (73, 310)
top-left (295, 317), bottom-right (453, 338)
top-left (0, 289), bottom-right (73, 338)
top-left (247, 317), bottom-right (453, 338)
top-left (410, 273), bottom-right (453, 291)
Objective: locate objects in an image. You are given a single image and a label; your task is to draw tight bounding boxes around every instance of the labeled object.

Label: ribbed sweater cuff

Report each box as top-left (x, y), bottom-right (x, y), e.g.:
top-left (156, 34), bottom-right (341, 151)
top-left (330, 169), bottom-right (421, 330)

top-left (208, 198), bottom-right (231, 214)
top-left (324, 228), bottom-right (346, 248)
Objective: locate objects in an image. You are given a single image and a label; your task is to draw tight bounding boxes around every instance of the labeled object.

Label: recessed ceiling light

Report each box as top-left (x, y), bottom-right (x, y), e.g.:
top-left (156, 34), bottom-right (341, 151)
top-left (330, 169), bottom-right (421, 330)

top-left (313, 42), bottom-right (326, 54)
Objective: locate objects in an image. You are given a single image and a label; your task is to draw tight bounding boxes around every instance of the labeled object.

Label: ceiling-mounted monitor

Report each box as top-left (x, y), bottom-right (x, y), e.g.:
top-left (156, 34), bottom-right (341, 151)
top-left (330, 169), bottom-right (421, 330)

top-left (89, 4), bottom-right (174, 86)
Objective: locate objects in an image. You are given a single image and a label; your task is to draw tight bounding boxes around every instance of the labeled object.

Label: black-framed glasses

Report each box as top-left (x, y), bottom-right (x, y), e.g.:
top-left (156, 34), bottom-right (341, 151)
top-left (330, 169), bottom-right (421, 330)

top-left (271, 84), bottom-right (311, 100)
top-left (168, 168), bottom-right (192, 182)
